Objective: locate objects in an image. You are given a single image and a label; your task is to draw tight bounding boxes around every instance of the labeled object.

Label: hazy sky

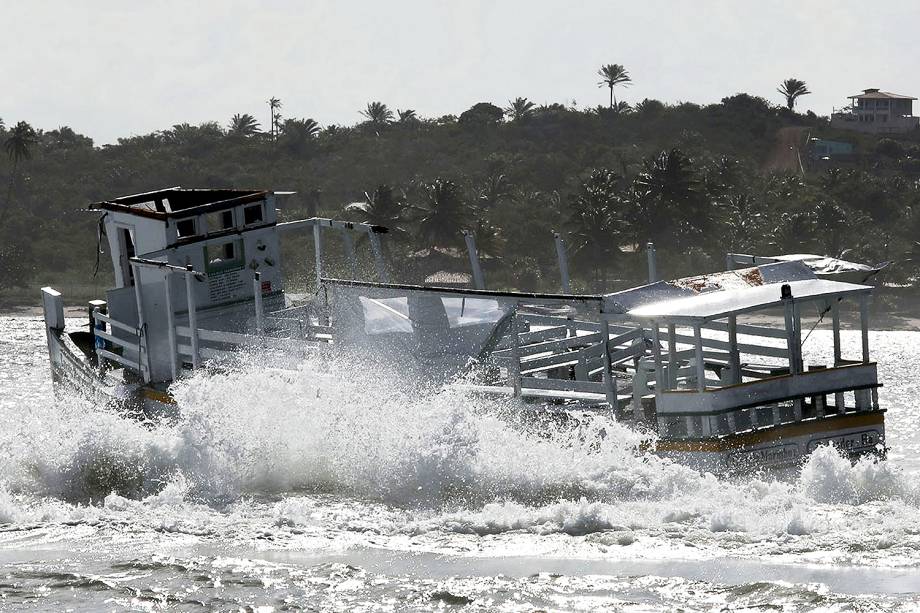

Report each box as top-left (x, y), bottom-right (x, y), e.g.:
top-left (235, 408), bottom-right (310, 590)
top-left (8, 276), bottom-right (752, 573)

top-left (3, 0), bottom-right (919, 144)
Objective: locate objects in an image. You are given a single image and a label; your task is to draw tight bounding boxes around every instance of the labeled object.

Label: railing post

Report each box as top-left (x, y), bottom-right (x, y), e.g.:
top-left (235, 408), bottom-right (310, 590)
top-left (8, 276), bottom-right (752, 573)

top-left (693, 323), bottom-right (705, 392)
top-left (253, 271), bottom-right (264, 335)
top-left (600, 317), bottom-right (618, 413)
top-left (131, 262), bottom-right (150, 382)
top-left (89, 299), bottom-right (107, 369)
top-left (508, 310), bottom-right (522, 397)
top-left (647, 242), bottom-right (657, 283)
top-left (553, 231), bottom-right (571, 293)
top-left (462, 230), bottom-right (486, 290)
top-left (185, 264), bottom-right (200, 369)
top-left (163, 274), bottom-right (178, 380)
top-left (41, 287), bottom-right (65, 382)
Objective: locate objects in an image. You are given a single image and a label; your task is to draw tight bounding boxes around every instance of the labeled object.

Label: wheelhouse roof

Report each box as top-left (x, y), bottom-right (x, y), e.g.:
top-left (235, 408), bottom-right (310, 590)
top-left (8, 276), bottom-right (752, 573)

top-left (89, 187), bottom-right (272, 220)
top-left (626, 279), bottom-right (872, 324)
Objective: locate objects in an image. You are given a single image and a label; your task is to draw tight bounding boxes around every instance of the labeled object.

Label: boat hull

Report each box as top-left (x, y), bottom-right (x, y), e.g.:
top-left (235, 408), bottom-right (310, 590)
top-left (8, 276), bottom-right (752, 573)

top-left (656, 410), bottom-right (885, 472)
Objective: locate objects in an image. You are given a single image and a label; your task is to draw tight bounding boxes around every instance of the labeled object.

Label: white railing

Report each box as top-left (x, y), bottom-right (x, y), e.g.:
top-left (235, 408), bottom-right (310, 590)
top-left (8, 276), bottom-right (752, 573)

top-left (92, 310), bottom-right (145, 373)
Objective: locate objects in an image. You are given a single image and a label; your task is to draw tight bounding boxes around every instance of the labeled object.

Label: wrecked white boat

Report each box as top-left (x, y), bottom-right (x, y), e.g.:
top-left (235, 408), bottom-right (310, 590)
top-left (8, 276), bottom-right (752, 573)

top-left (41, 187), bottom-right (885, 472)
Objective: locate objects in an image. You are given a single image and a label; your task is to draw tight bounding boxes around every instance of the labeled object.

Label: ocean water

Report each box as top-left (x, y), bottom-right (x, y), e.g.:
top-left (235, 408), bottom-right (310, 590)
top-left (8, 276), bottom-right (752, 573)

top-left (1, 316), bottom-right (919, 611)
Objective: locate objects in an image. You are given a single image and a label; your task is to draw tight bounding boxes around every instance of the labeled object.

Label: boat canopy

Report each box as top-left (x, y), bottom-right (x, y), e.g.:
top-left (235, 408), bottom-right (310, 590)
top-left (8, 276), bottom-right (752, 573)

top-left (601, 261), bottom-right (815, 315)
top-left (625, 279), bottom-right (872, 324)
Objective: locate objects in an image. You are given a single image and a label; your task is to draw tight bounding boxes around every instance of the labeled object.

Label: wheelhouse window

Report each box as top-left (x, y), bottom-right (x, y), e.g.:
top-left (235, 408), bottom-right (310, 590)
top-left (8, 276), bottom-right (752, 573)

top-left (205, 209), bottom-right (235, 234)
top-left (204, 239), bottom-right (244, 273)
top-left (243, 203), bottom-right (264, 225)
top-left (176, 218), bottom-right (197, 238)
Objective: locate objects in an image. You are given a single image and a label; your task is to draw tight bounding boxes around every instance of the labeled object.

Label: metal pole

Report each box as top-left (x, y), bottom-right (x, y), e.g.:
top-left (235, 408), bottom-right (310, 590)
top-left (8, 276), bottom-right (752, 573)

top-left (792, 299), bottom-right (804, 420)
top-left (554, 231), bottom-right (571, 293)
top-left (859, 294), bottom-right (870, 363)
top-left (782, 286), bottom-right (797, 375)
top-left (832, 299), bottom-right (842, 366)
top-left (462, 230), bottom-right (486, 290)
top-left (185, 264), bottom-right (200, 369)
top-left (131, 262), bottom-right (149, 382)
top-left (313, 223), bottom-right (323, 290)
top-left (647, 242), bottom-right (657, 283)
top-left (163, 273), bottom-right (178, 380)
top-left (367, 228), bottom-right (389, 282)
top-left (253, 271), bottom-right (264, 335)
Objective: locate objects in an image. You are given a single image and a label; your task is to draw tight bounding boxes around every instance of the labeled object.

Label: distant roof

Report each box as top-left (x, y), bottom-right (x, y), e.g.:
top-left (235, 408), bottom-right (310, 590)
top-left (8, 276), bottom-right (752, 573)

top-left (626, 279), bottom-right (871, 324)
top-left (849, 89), bottom-right (916, 100)
top-left (90, 187), bottom-right (271, 220)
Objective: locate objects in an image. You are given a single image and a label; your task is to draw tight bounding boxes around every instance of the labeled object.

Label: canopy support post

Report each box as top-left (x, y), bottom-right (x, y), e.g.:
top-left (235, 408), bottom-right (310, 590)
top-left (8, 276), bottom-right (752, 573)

top-left (185, 264), bottom-right (200, 369)
top-left (462, 230), bottom-right (486, 290)
top-left (164, 272), bottom-right (178, 380)
top-left (253, 271), bottom-right (264, 335)
top-left (728, 314), bottom-right (741, 384)
top-left (693, 324), bottom-right (705, 392)
top-left (313, 224), bottom-right (323, 291)
top-left (832, 299), bottom-right (842, 366)
top-left (647, 242), bottom-right (657, 283)
top-left (600, 317), bottom-right (618, 413)
top-left (651, 321), bottom-right (664, 402)
top-left (667, 323), bottom-right (678, 390)
top-left (554, 231), bottom-right (571, 293)
top-left (509, 309), bottom-right (521, 398)
top-left (131, 262), bottom-right (150, 383)
top-left (859, 294), bottom-right (870, 363)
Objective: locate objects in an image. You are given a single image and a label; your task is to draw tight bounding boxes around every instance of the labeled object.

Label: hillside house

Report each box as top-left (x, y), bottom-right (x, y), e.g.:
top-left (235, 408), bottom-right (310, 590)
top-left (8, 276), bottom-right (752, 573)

top-left (831, 88), bottom-right (919, 134)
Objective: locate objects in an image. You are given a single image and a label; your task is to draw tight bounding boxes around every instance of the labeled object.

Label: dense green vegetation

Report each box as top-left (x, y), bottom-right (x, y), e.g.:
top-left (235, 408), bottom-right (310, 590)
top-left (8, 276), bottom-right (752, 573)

top-left (3, 86), bottom-right (920, 303)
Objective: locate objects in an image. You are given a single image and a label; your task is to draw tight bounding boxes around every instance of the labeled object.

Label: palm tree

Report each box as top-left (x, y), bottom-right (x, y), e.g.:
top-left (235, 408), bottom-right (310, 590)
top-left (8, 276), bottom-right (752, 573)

top-left (267, 97), bottom-right (282, 139)
top-left (361, 102), bottom-right (394, 125)
top-left (504, 97), bottom-right (536, 122)
top-left (597, 64), bottom-right (631, 107)
top-left (4, 121), bottom-right (37, 209)
top-left (609, 100), bottom-right (632, 115)
top-left (282, 117), bottom-right (320, 138)
top-left (416, 179), bottom-right (468, 247)
top-left (566, 169), bottom-right (625, 285)
top-left (344, 184), bottom-right (409, 240)
top-left (397, 109), bottom-right (418, 123)
top-left (631, 149), bottom-right (707, 249)
top-left (228, 113), bottom-right (260, 137)
top-left (777, 78), bottom-right (811, 110)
